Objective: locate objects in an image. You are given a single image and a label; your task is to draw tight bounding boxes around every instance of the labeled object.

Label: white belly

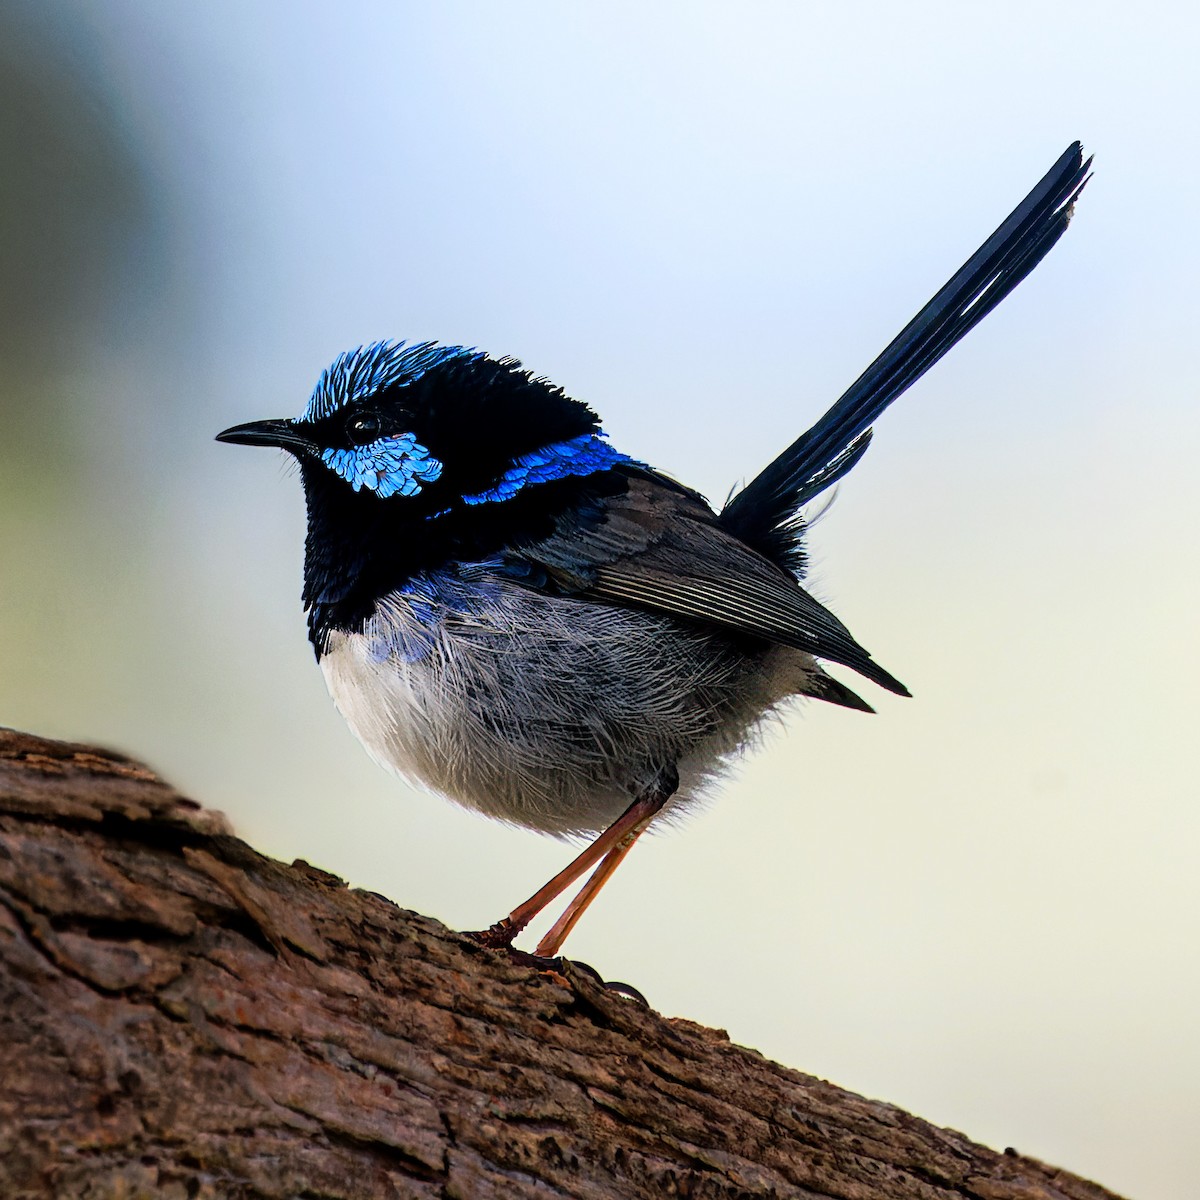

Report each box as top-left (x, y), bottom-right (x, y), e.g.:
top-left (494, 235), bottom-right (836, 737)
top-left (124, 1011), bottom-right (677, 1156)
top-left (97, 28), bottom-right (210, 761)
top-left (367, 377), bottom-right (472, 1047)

top-left (320, 583), bottom-right (814, 836)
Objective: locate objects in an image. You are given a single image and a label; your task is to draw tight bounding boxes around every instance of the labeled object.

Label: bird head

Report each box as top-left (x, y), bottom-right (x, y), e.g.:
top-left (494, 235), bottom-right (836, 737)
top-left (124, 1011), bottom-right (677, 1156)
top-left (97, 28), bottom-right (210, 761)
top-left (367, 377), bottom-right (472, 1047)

top-left (216, 340), bottom-right (619, 516)
top-left (218, 341), bottom-right (638, 649)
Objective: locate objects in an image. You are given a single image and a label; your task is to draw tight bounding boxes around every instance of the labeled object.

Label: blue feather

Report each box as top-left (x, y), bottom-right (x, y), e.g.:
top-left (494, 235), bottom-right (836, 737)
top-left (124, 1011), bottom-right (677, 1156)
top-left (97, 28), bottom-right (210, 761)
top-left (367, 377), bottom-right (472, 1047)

top-left (306, 341), bottom-right (481, 422)
top-left (461, 432), bottom-right (634, 505)
top-left (366, 566), bottom-right (504, 662)
top-left (321, 433), bottom-right (444, 498)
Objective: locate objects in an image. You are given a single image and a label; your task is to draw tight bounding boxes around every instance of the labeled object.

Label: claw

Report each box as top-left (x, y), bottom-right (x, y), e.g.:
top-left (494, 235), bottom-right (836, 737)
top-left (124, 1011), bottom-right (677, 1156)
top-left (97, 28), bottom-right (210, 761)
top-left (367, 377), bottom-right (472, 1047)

top-left (464, 917), bottom-right (519, 949)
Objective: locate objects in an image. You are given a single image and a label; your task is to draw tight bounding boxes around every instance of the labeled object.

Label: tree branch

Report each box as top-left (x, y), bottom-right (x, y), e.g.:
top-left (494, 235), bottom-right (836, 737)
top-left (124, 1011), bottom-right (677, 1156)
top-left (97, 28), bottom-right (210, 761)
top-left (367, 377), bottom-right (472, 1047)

top-left (0, 727), bottom-right (1124, 1200)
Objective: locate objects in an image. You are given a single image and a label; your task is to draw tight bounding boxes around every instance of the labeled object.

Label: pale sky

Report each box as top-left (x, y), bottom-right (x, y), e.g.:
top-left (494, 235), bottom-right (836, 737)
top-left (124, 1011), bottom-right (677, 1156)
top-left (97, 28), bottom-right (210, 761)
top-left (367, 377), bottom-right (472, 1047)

top-left (2, 4), bottom-right (1197, 1197)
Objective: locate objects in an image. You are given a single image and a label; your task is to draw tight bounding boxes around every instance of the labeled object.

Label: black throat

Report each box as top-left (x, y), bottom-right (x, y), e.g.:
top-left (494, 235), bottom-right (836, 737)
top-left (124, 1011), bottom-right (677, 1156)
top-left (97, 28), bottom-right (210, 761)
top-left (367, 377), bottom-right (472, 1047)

top-left (299, 464), bottom-right (627, 657)
top-left (295, 348), bottom-right (626, 656)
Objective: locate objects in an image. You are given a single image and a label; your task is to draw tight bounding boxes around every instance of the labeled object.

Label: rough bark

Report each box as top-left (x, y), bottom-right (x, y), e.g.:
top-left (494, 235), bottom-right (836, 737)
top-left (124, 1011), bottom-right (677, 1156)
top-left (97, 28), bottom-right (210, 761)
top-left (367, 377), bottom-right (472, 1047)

top-left (0, 727), bottom-right (1124, 1200)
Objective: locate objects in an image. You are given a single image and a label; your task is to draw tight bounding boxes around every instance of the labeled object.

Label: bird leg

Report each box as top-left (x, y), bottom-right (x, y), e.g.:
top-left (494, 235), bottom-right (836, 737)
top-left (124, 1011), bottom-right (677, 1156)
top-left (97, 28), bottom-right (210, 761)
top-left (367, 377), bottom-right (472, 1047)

top-left (534, 815), bottom-right (653, 956)
top-left (470, 768), bottom-right (677, 953)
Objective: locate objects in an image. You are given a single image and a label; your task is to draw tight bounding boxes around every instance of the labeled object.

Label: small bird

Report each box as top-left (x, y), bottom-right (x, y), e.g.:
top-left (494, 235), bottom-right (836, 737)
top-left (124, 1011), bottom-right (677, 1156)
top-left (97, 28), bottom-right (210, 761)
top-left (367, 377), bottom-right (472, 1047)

top-left (219, 144), bottom-right (1089, 957)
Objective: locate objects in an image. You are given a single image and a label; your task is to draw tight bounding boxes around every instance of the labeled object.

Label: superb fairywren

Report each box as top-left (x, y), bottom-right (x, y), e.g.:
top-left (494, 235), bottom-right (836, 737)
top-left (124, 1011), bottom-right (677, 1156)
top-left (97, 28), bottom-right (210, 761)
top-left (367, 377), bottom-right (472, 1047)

top-left (218, 144), bottom-right (1089, 956)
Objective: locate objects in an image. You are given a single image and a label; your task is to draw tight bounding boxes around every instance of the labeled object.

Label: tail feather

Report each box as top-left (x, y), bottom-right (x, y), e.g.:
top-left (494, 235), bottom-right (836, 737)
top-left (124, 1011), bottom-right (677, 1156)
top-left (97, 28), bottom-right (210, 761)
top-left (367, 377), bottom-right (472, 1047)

top-left (804, 669), bottom-right (876, 713)
top-left (721, 142), bottom-right (1091, 569)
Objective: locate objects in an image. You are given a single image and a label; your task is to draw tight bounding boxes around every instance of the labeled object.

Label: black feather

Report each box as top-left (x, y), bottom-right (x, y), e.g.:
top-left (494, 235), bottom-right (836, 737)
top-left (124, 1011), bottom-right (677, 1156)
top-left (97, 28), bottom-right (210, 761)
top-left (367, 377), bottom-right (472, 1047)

top-left (804, 672), bottom-right (875, 713)
top-left (513, 470), bottom-right (911, 697)
top-left (721, 142), bottom-right (1091, 571)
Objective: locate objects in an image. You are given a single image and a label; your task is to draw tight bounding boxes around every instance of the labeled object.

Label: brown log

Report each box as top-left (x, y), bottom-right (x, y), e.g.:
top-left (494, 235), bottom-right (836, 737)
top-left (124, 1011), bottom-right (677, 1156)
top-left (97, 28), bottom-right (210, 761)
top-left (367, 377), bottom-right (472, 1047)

top-left (0, 727), bottom-right (1124, 1200)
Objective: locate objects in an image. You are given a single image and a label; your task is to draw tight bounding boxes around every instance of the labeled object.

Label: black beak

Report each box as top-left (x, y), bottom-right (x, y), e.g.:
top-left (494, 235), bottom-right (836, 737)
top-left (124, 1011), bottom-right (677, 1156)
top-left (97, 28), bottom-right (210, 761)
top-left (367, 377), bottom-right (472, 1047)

top-left (216, 418), bottom-right (311, 453)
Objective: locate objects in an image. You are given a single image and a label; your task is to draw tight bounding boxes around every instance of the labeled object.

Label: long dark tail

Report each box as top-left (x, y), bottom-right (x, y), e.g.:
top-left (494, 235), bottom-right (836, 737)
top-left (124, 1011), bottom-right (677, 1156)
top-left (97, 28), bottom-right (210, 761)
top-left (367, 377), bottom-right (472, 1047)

top-left (720, 142), bottom-right (1091, 569)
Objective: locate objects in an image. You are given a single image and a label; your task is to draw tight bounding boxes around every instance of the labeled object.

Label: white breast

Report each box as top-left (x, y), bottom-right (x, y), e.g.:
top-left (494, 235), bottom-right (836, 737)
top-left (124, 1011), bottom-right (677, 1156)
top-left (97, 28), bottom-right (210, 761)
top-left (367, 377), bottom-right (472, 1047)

top-left (320, 582), bottom-right (815, 836)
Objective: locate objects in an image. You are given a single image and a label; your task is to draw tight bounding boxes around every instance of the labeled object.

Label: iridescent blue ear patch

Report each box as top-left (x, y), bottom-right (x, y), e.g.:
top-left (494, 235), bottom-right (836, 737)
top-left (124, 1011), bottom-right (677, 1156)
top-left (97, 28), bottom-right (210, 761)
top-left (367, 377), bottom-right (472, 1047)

top-left (321, 434), bottom-right (443, 498)
top-left (462, 432), bottom-right (633, 505)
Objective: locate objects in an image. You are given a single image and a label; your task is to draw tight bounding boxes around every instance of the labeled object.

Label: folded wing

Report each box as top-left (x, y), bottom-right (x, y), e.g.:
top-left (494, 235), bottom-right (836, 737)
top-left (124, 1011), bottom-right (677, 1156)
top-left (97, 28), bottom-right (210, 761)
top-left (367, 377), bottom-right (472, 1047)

top-left (510, 470), bottom-right (908, 701)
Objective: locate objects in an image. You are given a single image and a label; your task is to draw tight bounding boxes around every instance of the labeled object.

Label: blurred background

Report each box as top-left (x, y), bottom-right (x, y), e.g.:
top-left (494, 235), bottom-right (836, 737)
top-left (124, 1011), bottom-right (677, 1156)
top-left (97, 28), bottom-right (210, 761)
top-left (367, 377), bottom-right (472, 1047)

top-left (2, 2), bottom-right (1196, 1195)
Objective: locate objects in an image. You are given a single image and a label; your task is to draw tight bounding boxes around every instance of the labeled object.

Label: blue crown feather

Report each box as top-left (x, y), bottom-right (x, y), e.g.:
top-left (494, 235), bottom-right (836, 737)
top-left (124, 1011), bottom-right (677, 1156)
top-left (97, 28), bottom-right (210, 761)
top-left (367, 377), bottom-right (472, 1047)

top-left (305, 340), bottom-right (481, 422)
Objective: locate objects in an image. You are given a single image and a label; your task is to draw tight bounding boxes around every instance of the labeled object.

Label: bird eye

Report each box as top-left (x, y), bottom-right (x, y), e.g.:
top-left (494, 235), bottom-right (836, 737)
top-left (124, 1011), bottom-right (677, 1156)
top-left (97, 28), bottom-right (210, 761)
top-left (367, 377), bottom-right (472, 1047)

top-left (346, 412), bottom-right (383, 445)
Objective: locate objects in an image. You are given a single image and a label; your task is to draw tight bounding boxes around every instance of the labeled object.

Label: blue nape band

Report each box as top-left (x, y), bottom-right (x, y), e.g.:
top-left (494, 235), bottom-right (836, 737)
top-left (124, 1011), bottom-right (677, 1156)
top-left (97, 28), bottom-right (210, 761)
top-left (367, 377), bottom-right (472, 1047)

top-left (462, 432), bottom-right (632, 505)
